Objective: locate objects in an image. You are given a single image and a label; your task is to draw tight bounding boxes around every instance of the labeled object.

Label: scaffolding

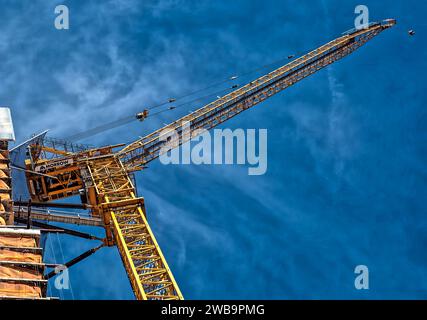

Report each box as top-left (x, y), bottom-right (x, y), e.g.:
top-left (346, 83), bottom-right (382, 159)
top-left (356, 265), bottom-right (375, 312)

top-left (0, 228), bottom-right (47, 299)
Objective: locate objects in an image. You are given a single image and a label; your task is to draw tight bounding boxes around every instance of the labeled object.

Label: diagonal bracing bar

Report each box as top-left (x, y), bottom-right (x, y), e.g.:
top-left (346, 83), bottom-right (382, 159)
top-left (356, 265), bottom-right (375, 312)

top-left (85, 155), bottom-right (183, 300)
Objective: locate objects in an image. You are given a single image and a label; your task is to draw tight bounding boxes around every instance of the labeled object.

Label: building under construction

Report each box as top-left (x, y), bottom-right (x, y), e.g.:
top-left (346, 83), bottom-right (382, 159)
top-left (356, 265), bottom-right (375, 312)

top-left (0, 19), bottom-right (396, 300)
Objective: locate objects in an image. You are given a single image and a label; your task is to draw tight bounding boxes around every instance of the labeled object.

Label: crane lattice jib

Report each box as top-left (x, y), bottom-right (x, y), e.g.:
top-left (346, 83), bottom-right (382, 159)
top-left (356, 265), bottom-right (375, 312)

top-left (118, 20), bottom-right (395, 171)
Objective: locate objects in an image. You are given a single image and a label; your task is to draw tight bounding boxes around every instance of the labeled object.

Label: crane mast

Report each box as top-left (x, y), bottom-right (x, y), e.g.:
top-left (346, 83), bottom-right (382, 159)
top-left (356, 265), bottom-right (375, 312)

top-left (19, 19), bottom-right (395, 300)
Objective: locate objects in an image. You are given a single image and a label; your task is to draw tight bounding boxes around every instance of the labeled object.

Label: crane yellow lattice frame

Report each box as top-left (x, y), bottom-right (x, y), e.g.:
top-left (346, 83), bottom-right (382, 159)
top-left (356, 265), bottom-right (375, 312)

top-left (19, 19), bottom-right (396, 300)
top-left (85, 155), bottom-right (183, 300)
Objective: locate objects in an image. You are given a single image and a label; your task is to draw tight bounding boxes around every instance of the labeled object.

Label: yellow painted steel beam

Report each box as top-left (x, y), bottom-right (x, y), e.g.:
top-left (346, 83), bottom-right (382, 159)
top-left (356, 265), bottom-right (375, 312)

top-left (119, 20), bottom-right (395, 170)
top-left (86, 155), bottom-right (183, 300)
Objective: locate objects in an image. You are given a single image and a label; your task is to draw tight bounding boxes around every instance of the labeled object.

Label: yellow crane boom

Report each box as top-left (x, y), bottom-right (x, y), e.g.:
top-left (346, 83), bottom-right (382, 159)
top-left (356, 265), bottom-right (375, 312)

top-left (119, 19), bottom-right (396, 171)
top-left (21, 19), bottom-right (395, 300)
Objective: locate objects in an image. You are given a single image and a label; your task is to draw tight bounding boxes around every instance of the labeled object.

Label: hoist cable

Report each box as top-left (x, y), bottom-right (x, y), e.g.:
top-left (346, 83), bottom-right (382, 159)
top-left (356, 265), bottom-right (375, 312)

top-left (66, 49), bottom-right (307, 142)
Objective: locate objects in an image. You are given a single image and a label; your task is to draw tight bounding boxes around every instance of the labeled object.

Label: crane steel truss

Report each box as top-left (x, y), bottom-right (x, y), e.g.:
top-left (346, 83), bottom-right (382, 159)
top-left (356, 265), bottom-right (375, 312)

top-left (84, 155), bottom-right (183, 300)
top-left (119, 20), bottom-right (395, 170)
top-left (19, 20), bottom-right (395, 300)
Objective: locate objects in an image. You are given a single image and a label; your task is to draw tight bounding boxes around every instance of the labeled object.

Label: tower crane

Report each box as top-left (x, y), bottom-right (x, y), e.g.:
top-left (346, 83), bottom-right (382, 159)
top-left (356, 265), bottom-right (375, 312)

top-left (2, 19), bottom-right (395, 300)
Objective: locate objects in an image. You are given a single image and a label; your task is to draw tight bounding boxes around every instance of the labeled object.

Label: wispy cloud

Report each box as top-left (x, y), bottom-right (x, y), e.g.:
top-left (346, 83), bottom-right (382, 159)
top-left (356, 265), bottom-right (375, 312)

top-left (1, 0), bottom-right (425, 300)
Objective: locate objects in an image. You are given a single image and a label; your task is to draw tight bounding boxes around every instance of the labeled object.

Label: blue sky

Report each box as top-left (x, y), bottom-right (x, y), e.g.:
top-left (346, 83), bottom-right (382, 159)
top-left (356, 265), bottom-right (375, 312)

top-left (1, 0), bottom-right (426, 299)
